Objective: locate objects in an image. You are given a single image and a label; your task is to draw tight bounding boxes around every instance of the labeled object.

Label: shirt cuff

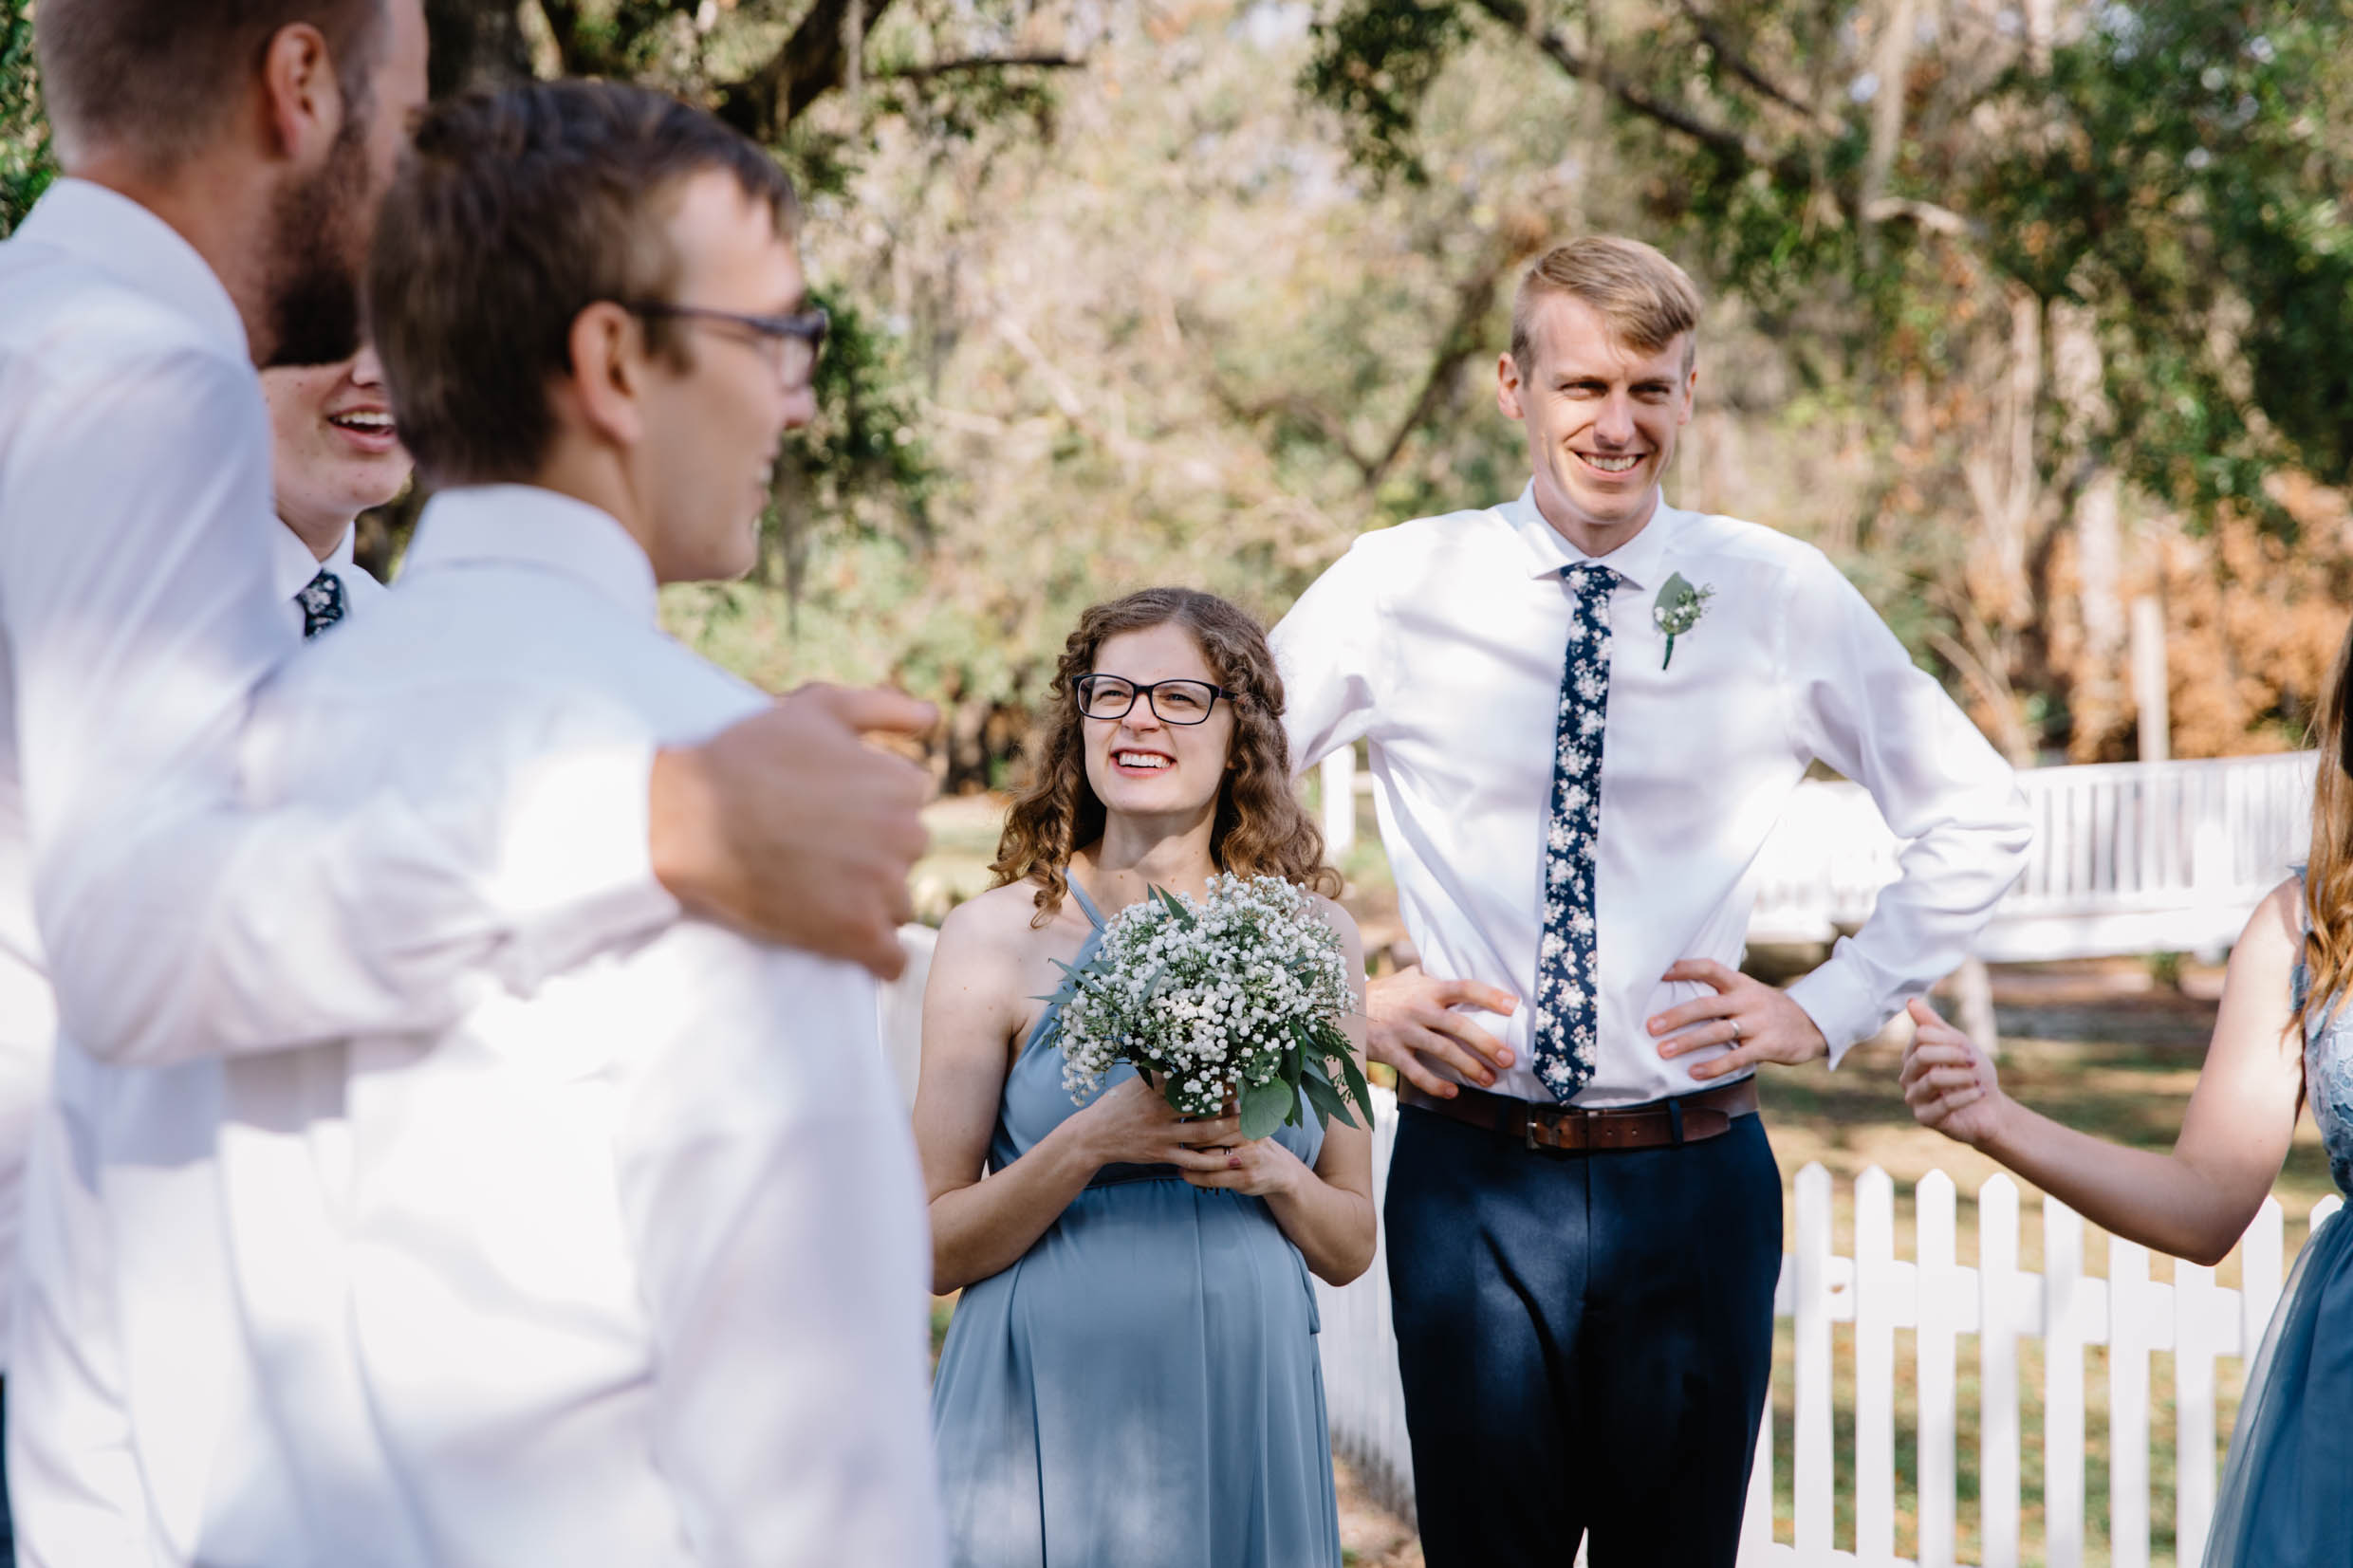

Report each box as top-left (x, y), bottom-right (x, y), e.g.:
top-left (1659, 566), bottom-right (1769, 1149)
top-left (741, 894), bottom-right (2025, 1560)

top-left (1783, 954), bottom-right (1883, 1070)
top-left (489, 738), bottom-right (682, 993)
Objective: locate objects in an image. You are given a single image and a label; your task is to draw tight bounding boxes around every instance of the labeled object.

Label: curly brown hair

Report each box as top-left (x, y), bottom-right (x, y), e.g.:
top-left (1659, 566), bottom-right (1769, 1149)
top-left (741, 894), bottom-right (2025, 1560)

top-left (2298, 615), bottom-right (2353, 1037)
top-left (992, 588), bottom-right (1343, 925)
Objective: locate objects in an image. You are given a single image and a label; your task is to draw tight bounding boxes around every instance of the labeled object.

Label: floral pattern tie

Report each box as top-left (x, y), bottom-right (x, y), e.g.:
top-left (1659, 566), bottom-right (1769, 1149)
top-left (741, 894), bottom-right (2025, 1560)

top-left (1532, 561), bottom-right (1618, 1102)
top-left (297, 568), bottom-right (347, 640)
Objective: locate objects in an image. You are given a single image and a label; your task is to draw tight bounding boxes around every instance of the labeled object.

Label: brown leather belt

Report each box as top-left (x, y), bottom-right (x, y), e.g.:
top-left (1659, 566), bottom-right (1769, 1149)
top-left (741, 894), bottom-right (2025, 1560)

top-left (1399, 1076), bottom-right (1759, 1153)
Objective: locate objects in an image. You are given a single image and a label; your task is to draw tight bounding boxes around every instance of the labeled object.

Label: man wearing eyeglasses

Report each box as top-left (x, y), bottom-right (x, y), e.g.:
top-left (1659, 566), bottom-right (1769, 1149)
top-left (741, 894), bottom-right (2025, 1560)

top-left (80, 83), bottom-right (945, 1565)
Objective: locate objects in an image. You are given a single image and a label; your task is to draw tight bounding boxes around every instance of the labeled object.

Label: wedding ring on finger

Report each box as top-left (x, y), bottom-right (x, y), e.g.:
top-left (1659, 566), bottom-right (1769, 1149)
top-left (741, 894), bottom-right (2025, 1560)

top-left (1727, 1017), bottom-right (1743, 1044)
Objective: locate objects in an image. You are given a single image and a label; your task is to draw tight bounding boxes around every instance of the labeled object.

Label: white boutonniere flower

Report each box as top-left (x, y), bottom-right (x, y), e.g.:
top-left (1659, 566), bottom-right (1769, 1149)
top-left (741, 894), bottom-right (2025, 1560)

top-left (1652, 571), bottom-right (1716, 670)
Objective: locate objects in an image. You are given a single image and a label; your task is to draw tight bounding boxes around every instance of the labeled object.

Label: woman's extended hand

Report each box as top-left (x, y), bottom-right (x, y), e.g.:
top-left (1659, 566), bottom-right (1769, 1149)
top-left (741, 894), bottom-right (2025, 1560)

top-left (1075, 1076), bottom-right (1241, 1172)
top-left (1179, 1134), bottom-right (1308, 1199)
top-left (1898, 997), bottom-right (2009, 1149)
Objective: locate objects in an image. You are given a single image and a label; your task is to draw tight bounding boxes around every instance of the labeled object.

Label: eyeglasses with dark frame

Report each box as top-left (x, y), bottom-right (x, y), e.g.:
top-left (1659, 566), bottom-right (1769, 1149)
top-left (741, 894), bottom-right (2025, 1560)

top-left (618, 302), bottom-right (829, 389)
top-left (1072, 673), bottom-right (1234, 726)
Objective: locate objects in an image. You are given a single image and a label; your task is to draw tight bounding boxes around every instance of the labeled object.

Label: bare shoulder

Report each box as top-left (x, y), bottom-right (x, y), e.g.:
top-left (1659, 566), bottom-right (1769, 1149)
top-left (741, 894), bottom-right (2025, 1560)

top-left (2239, 876), bottom-right (2305, 960)
top-left (1306, 892), bottom-right (1365, 962)
top-left (1306, 891), bottom-right (1360, 936)
top-left (935, 879), bottom-right (1053, 964)
top-left (2214, 876), bottom-right (2305, 1018)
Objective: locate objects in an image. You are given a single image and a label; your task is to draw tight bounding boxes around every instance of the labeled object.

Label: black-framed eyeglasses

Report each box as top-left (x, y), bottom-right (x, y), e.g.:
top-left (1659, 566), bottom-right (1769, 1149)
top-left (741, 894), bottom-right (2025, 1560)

top-left (619, 302), bottom-right (829, 389)
top-left (1073, 674), bottom-right (1233, 726)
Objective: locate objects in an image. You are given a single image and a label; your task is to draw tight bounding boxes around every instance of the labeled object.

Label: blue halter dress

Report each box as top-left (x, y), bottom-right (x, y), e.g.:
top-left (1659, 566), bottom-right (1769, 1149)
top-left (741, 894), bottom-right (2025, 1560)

top-left (2202, 926), bottom-right (2353, 1565)
top-left (928, 881), bottom-right (1341, 1568)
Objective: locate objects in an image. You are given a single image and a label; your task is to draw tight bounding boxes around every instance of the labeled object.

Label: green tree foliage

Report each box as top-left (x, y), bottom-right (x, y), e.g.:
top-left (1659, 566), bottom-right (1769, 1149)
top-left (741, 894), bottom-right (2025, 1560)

top-left (9, 1), bottom-right (2345, 773)
top-left (1977, 6), bottom-right (2353, 518)
top-left (1300, 0), bottom-right (2353, 764)
top-left (0, 0), bottom-right (53, 238)
top-left (1305, 0), bottom-right (2353, 526)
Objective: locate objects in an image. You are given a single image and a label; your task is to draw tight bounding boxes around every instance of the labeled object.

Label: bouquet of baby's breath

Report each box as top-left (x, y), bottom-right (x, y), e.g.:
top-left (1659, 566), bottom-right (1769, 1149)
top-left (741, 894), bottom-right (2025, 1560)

top-left (1043, 873), bottom-right (1372, 1140)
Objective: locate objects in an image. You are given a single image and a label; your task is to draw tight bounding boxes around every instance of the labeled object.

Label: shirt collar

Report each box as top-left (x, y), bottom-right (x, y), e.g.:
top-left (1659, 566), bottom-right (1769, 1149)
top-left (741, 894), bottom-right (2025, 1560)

top-left (12, 178), bottom-right (249, 362)
top-left (1501, 481), bottom-right (1685, 594)
top-left (401, 485), bottom-right (660, 626)
top-left (271, 521), bottom-right (357, 603)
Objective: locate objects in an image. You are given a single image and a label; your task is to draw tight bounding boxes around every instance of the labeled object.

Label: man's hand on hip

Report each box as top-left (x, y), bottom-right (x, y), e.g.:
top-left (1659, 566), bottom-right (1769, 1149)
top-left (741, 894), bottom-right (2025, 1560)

top-left (1648, 958), bottom-right (1827, 1079)
top-left (649, 684), bottom-right (936, 979)
top-left (1365, 967), bottom-right (1518, 1098)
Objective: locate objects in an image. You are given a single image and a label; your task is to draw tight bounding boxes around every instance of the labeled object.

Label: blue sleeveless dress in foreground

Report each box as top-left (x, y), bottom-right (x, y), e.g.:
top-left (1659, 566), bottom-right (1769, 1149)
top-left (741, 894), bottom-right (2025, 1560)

top-left (2202, 950), bottom-right (2353, 1566)
top-left (929, 882), bottom-right (1341, 1568)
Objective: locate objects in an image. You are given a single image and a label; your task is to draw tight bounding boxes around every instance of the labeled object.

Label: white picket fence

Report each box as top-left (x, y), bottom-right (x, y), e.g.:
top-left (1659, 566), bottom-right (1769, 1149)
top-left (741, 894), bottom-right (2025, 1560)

top-left (1314, 1090), bottom-right (2344, 1567)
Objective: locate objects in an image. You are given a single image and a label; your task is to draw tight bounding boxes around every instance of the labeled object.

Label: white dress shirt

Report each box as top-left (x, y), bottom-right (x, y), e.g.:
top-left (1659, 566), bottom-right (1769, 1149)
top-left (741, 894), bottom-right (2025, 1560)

top-left (0, 180), bottom-right (676, 1559)
top-left (1273, 484), bottom-right (2031, 1106)
top-left (215, 485), bottom-right (941, 1567)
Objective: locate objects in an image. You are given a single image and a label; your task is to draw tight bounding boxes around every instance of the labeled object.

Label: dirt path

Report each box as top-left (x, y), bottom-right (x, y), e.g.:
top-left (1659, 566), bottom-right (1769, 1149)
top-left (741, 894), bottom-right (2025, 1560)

top-left (1335, 1457), bottom-right (1422, 1566)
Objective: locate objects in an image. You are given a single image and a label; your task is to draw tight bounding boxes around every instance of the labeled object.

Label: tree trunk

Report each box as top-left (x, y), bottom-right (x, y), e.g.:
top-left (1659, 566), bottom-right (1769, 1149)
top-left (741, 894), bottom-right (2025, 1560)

top-left (2050, 299), bottom-right (2127, 760)
top-left (1955, 956), bottom-right (2000, 1060)
top-left (1961, 288), bottom-right (2041, 633)
top-left (424, 0), bottom-right (535, 97)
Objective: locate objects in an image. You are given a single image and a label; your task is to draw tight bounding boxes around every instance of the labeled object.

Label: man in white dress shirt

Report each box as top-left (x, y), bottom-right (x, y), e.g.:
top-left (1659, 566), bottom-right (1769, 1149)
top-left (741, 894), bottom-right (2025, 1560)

top-left (260, 344), bottom-right (408, 636)
top-left (201, 80), bottom-right (942, 1566)
top-left (1271, 237), bottom-right (2031, 1564)
top-left (0, 2), bottom-right (930, 1560)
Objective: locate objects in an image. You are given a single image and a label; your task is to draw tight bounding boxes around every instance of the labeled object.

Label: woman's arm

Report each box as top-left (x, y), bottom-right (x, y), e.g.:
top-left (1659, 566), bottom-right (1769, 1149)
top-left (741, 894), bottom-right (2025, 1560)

top-left (1184, 899), bottom-right (1379, 1285)
top-left (913, 894), bottom-right (1238, 1294)
top-left (1900, 878), bottom-right (2307, 1266)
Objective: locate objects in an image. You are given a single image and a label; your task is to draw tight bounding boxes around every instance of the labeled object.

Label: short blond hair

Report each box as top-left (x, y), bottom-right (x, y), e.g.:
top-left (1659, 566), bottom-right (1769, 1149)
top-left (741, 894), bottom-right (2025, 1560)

top-left (1510, 236), bottom-right (1701, 373)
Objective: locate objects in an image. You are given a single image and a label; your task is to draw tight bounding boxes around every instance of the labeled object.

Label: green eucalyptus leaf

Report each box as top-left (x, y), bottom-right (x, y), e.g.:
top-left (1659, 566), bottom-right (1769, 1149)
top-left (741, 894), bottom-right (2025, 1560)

top-left (1337, 1049), bottom-right (1376, 1120)
top-left (1301, 1069), bottom-right (1357, 1131)
top-left (1240, 1077), bottom-right (1292, 1141)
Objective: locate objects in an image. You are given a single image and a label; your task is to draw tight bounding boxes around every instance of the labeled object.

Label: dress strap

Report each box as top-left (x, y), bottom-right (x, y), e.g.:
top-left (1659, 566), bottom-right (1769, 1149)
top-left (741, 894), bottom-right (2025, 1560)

top-left (1067, 876), bottom-right (1107, 932)
top-left (2292, 864), bottom-right (2312, 1020)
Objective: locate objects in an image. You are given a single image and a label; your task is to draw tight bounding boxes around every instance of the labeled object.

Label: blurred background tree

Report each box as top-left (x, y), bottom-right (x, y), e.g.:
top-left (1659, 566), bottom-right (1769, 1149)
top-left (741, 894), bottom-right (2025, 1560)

top-left (6, 0), bottom-right (2351, 780)
top-left (0, 0), bottom-right (52, 236)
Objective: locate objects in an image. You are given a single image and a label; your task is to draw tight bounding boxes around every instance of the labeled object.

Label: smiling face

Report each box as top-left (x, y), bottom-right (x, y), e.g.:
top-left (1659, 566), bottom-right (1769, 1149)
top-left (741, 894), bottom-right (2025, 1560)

top-left (1499, 290), bottom-right (1696, 557)
top-left (1082, 622), bottom-right (1237, 826)
top-left (261, 342), bottom-right (413, 558)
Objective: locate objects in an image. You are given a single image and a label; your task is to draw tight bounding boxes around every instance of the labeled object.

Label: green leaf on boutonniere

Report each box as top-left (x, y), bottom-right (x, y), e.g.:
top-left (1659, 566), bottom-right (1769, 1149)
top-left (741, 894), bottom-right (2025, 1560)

top-left (1652, 571), bottom-right (1717, 670)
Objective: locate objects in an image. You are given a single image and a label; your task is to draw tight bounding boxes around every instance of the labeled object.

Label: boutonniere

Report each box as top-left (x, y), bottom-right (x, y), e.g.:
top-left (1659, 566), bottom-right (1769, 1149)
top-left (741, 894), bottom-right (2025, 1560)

top-left (1652, 572), bottom-right (1716, 670)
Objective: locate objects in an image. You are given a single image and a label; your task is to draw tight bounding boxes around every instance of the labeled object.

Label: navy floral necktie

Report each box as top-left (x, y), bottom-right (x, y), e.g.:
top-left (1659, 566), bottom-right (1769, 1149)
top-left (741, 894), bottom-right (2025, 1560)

top-left (297, 568), bottom-right (347, 640)
top-left (1531, 562), bottom-right (1618, 1102)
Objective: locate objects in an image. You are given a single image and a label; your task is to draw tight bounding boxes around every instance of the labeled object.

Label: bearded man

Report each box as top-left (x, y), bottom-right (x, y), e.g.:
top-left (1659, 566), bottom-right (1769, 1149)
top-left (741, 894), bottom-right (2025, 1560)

top-left (0, 5), bottom-right (934, 1560)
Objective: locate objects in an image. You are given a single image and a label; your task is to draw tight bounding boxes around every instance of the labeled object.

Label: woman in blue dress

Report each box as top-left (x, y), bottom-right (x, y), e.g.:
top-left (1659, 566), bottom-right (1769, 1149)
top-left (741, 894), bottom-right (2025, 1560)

top-left (1901, 618), bottom-right (2353, 1567)
top-left (916, 587), bottom-right (1375, 1568)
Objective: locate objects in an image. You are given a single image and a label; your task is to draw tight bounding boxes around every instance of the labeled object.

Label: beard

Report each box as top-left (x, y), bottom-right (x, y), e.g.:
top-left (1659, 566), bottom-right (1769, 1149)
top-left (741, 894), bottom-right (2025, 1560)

top-left (261, 114), bottom-right (375, 369)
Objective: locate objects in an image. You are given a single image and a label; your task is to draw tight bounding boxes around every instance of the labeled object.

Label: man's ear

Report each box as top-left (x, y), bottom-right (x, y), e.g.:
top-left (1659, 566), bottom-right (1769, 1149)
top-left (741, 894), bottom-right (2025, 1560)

top-left (1496, 350), bottom-right (1527, 421)
top-left (257, 23), bottom-right (343, 168)
top-left (563, 302), bottom-right (647, 449)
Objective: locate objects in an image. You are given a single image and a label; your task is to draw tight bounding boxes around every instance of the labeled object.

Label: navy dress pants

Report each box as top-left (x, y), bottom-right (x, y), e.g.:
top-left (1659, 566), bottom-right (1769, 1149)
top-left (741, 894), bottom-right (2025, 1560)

top-left (1385, 1101), bottom-right (1781, 1567)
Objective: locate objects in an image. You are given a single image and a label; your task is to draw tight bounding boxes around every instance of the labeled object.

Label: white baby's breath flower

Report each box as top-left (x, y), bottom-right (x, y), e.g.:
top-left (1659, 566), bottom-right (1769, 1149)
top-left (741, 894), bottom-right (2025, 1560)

top-left (1052, 874), bottom-right (1359, 1121)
